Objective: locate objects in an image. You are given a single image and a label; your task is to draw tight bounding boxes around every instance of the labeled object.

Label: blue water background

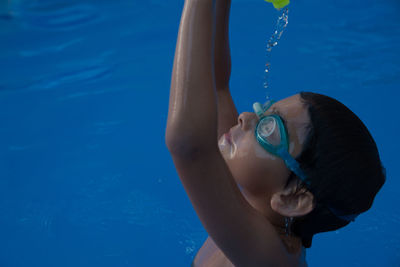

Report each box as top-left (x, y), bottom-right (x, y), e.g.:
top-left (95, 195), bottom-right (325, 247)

top-left (0, 0), bottom-right (399, 266)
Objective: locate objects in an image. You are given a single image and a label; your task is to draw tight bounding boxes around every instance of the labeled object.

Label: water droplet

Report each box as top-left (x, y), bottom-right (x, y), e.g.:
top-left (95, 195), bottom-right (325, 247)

top-left (263, 8), bottom-right (289, 91)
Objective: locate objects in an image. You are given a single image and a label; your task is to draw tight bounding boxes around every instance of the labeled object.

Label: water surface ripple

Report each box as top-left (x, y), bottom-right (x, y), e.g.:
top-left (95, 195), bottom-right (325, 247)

top-left (9, 0), bottom-right (101, 31)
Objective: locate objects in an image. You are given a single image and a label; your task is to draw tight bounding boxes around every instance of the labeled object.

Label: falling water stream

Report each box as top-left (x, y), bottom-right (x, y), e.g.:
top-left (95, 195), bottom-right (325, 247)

top-left (263, 7), bottom-right (289, 100)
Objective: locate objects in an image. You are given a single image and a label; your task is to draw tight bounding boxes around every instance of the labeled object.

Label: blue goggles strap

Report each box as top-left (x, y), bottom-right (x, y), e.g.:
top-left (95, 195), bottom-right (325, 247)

top-left (279, 150), bottom-right (359, 222)
top-left (277, 148), bottom-right (308, 182)
top-left (327, 207), bottom-right (359, 222)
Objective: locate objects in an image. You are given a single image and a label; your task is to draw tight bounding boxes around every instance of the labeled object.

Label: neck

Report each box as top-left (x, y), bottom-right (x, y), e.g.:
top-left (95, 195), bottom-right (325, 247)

top-left (240, 187), bottom-right (303, 254)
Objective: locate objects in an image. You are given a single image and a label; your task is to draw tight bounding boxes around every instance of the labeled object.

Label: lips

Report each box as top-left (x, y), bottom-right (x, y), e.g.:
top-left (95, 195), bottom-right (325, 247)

top-left (224, 131), bottom-right (232, 144)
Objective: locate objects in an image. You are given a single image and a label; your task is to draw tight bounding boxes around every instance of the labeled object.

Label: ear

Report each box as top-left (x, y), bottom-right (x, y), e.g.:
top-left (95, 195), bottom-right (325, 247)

top-left (270, 187), bottom-right (315, 217)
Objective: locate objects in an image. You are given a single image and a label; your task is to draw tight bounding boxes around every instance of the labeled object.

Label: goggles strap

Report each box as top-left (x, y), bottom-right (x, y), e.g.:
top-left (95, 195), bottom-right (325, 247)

top-left (327, 207), bottom-right (359, 222)
top-left (278, 148), bottom-right (308, 182)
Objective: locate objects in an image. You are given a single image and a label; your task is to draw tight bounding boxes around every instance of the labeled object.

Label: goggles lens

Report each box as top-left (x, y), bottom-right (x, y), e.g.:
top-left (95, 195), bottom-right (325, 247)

top-left (257, 116), bottom-right (281, 146)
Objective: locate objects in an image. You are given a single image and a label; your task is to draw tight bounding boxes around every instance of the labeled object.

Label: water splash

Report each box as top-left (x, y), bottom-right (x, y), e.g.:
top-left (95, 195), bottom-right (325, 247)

top-left (263, 8), bottom-right (289, 93)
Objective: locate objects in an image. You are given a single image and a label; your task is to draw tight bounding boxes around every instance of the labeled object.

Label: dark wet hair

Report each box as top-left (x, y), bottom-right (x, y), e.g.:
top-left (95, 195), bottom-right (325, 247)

top-left (285, 92), bottom-right (386, 248)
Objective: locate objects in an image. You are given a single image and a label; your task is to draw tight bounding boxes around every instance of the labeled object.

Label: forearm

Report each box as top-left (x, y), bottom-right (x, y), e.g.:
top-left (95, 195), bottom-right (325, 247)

top-left (214, 0), bottom-right (237, 139)
top-left (214, 0), bottom-right (231, 91)
top-left (166, 0), bottom-right (217, 152)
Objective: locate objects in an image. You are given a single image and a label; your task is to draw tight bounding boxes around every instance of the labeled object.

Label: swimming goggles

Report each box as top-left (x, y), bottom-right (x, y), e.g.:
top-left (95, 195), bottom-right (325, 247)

top-left (253, 99), bottom-right (359, 222)
top-left (253, 100), bottom-right (307, 181)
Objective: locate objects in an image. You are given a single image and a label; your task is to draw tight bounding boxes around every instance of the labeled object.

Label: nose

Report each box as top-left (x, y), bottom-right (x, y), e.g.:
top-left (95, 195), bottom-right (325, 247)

top-left (238, 112), bottom-right (256, 131)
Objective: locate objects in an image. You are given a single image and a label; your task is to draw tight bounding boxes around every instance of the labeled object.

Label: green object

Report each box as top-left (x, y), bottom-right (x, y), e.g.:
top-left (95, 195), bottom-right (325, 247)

top-left (264, 0), bottom-right (290, 9)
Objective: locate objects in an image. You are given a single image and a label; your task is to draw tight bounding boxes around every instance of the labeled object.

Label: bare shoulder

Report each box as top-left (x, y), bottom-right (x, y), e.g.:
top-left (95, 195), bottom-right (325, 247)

top-left (192, 237), bottom-right (234, 267)
top-left (193, 236), bottom-right (306, 267)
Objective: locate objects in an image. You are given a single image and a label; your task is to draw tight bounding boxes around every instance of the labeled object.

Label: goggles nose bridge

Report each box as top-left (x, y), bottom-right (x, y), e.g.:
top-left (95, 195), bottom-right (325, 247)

top-left (253, 100), bottom-right (275, 118)
top-left (253, 102), bottom-right (265, 118)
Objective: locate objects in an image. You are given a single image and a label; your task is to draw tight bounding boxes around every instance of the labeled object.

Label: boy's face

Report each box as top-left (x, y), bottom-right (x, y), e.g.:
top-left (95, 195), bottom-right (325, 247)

top-left (218, 94), bottom-right (310, 200)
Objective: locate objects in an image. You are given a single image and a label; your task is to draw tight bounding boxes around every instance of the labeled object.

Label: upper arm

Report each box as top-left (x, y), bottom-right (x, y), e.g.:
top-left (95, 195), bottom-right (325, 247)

top-left (169, 148), bottom-right (292, 267)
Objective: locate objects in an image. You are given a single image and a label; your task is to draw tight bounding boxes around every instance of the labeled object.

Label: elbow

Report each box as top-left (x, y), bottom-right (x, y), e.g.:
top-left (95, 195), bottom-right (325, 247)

top-left (165, 133), bottom-right (201, 158)
top-left (165, 131), bottom-right (216, 158)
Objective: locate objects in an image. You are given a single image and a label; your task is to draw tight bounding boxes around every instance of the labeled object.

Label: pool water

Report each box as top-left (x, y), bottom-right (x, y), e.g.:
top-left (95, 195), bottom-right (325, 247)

top-left (0, 0), bottom-right (399, 266)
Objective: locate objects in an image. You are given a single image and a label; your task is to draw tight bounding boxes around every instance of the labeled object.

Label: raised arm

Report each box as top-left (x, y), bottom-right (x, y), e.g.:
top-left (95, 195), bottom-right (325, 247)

top-left (165, 0), bottom-right (217, 152)
top-left (165, 1), bottom-right (291, 266)
top-left (165, 0), bottom-right (238, 148)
